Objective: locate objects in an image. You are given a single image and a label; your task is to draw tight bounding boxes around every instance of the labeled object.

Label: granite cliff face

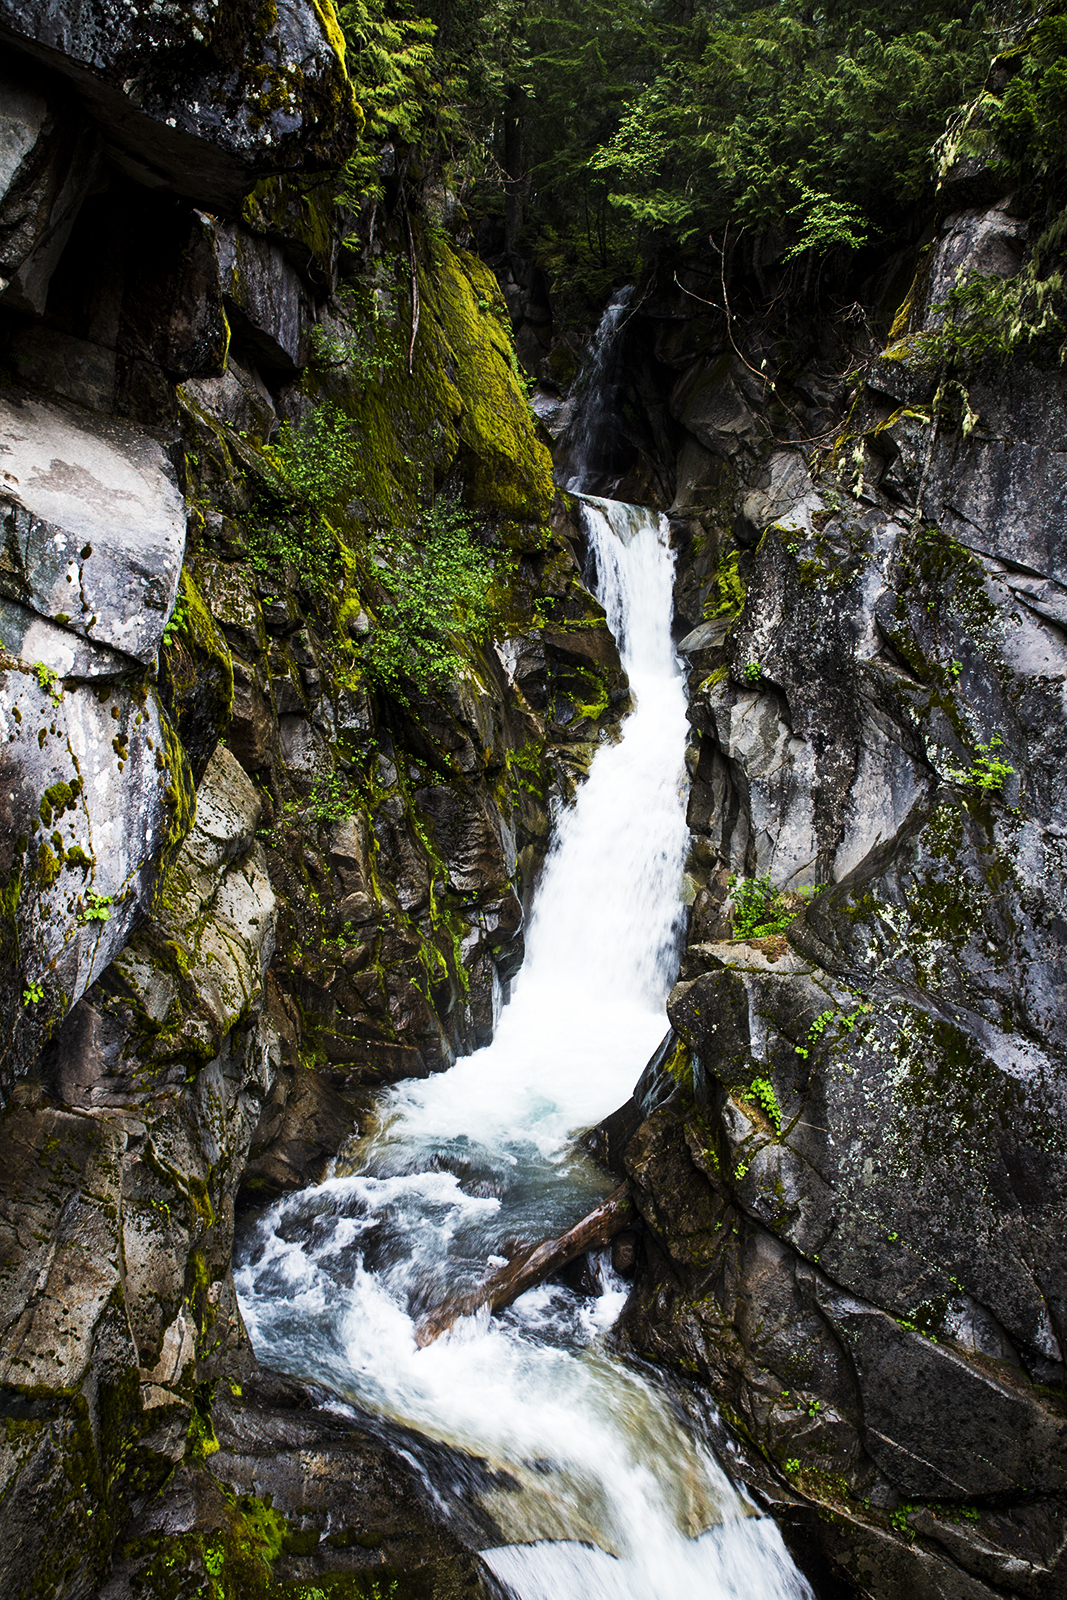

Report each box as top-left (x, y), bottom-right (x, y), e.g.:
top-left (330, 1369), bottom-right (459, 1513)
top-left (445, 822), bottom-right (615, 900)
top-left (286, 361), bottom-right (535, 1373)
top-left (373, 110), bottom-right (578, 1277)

top-left (579, 197), bottom-right (1067, 1598)
top-left (0, 10), bottom-right (628, 1595)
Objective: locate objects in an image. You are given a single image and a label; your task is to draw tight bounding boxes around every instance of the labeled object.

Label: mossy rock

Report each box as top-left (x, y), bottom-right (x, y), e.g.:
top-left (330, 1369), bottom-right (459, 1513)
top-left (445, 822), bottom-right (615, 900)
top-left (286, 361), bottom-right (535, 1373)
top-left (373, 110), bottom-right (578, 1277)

top-left (159, 566), bottom-right (235, 784)
top-left (318, 229), bottom-right (553, 533)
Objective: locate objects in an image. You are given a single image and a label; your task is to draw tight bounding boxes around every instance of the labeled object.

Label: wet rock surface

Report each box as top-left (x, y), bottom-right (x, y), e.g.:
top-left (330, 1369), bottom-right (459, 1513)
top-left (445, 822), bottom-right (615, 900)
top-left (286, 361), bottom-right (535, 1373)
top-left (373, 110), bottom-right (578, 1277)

top-left (589, 205), bottom-right (1067, 1599)
top-left (3, 0), bottom-right (1065, 1591)
top-left (0, 8), bottom-right (631, 1594)
top-left (0, 0), bottom-right (357, 212)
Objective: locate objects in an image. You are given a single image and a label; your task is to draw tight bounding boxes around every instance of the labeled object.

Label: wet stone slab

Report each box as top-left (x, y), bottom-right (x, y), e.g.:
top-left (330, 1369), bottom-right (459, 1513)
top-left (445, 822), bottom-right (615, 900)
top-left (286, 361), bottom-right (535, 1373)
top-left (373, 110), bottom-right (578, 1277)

top-left (0, 386), bottom-right (186, 674)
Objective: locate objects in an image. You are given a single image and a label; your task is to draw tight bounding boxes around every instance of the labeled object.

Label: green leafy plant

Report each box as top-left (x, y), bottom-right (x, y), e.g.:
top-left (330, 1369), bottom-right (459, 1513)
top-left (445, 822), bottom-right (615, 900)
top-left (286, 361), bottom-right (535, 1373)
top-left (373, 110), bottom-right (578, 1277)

top-left (743, 661), bottom-right (762, 684)
top-left (785, 1457), bottom-right (801, 1474)
top-left (794, 998), bottom-right (872, 1058)
top-left (364, 497), bottom-right (497, 692)
top-left (78, 890), bottom-right (113, 924)
top-left (962, 735), bottom-right (1015, 792)
top-left (995, 10), bottom-right (1067, 210)
top-left (589, 3), bottom-right (992, 252)
top-left (22, 980), bottom-right (44, 1005)
top-left (728, 874), bottom-right (794, 939)
top-left (310, 281), bottom-right (404, 382)
top-left (784, 186), bottom-right (869, 260)
top-left (272, 402), bottom-right (364, 520)
top-left (33, 661), bottom-right (63, 705)
top-left (308, 771), bottom-right (357, 824)
top-left (162, 589), bottom-right (189, 648)
top-left (889, 1504), bottom-right (916, 1538)
top-left (257, 401), bottom-right (377, 595)
top-left (337, 0), bottom-right (437, 207)
top-left (747, 1075), bottom-right (782, 1133)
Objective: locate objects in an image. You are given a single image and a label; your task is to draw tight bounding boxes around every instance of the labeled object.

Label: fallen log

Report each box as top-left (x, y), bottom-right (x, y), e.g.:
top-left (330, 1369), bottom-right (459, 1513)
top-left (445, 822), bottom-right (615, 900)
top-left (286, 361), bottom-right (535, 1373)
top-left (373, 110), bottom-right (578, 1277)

top-left (416, 1183), bottom-right (635, 1347)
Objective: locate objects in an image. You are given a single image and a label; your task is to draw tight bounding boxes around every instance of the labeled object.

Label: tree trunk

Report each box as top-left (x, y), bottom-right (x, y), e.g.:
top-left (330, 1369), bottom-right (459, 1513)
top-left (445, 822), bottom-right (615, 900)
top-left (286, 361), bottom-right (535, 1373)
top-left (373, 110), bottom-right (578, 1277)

top-left (416, 1184), bottom-right (636, 1346)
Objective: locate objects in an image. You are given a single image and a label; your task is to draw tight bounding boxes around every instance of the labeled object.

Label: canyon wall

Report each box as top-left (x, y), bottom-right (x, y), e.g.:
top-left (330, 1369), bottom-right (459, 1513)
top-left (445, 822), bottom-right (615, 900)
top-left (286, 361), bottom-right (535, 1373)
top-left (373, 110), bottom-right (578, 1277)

top-left (584, 184), bottom-right (1067, 1600)
top-left (3, 6), bottom-right (1066, 1598)
top-left (0, 10), bottom-right (628, 1594)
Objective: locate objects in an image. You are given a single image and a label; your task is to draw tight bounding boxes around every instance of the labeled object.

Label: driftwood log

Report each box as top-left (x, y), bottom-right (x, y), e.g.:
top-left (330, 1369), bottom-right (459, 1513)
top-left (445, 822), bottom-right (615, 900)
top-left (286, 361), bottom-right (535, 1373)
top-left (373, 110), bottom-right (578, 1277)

top-left (416, 1183), bottom-right (635, 1346)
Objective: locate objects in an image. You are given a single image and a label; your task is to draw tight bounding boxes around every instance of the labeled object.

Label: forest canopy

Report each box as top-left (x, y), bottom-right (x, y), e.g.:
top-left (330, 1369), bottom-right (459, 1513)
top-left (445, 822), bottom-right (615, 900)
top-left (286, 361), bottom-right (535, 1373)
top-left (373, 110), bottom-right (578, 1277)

top-left (337, 0), bottom-right (1066, 313)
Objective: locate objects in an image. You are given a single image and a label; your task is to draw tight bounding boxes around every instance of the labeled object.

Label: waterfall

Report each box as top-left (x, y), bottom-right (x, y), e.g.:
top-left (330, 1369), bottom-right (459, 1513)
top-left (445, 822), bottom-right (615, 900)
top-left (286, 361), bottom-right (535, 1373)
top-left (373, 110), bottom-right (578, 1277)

top-left (235, 307), bottom-right (813, 1600)
top-left (557, 286), bottom-right (635, 494)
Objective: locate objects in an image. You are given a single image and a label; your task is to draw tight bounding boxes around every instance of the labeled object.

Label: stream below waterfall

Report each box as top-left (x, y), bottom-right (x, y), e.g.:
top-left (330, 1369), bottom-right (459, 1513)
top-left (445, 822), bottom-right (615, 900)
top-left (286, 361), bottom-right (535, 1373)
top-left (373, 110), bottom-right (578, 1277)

top-left (235, 494), bottom-right (813, 1600)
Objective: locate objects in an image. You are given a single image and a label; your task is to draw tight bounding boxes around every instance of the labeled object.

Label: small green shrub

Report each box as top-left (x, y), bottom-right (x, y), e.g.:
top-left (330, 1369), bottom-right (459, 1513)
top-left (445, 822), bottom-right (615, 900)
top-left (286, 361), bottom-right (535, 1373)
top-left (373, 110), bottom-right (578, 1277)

top-left (959, 735), bottom-right (1015, 792)
top-left (728, 873), bottom-right (794, 939)
top-left (78, 890), bottom-right (113, 924)
top-left (889, 1504), bottom-right (916, 1538)
top-left (33, 661), bottom-right (63, 705)
top-left (247, 505), bottom-right (335, 595)
top-left (22, 980), bottom-right (44, 1005)
top-left (784, 186), bottom-right (868, 261)
top-left (794, 998), bottom-right (871, 1058)
top-left (365, 497), bottom-right (497, 692)
top-left (308, 771), bottom-right (357, 823)
top-left (272, 402), bottom-right (364, 519)
top-left (743, 661), bottom-right (763, 684)
top-left (747, 1075), bottom-right (782, 1133)
top-left (162, 588), bottom-right (189, 648)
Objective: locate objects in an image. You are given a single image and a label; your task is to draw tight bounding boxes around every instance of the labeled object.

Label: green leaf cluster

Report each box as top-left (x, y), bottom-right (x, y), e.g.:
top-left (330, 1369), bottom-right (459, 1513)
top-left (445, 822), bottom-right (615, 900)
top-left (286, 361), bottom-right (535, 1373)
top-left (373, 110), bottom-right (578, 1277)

top-left (272, 401), bottom-right (365, 520)
top-left (946, 733), bottom-right (1016, 791)
top-left (365, 497), bottom-right (499, 691)
top-left (339, 0), bottom-right (438, 205)
top-left (728, 872), bottom-right (796, 939)
top-left (747, 1075), bottom-right (782, 1132)
top-left (996, 6), bottom-right (1067, 210)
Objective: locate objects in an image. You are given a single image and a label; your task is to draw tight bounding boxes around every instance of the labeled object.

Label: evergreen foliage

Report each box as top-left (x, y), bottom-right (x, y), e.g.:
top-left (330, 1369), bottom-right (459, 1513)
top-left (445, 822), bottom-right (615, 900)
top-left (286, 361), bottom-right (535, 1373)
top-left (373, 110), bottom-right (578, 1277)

top-left (338, 0), bottom-right (438, 204)
top-left (334, 0), bottom-right (1067, 332)
top-left (590, 2), bottom-right (993, 250)
top-left (728, 873), bottom-right (796, 939)
top-left (997, 5), bottom-right (1067, 208)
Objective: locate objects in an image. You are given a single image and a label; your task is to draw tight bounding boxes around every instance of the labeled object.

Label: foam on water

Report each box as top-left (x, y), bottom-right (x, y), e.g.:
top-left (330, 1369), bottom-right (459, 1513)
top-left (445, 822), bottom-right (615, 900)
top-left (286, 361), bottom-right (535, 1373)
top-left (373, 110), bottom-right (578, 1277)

top-left (236, 495), bottom-right (812, 1600)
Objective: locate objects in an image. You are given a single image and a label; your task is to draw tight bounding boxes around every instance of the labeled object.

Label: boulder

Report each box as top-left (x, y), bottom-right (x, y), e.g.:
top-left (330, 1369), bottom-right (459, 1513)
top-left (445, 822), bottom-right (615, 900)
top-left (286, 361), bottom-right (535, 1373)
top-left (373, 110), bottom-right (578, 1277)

top-left (0, 386), bottom-right (187, 672)
top-left (920, 205), bottom-right (1028, 329)
top-left (99, 1370), bottom-right (505, 1600)
top-left (670, 354), bottom-right (760, 461)
top-left (0, 656), bottom-right (194, 1095)
top-left (214, 221), bottom-right (312, 375)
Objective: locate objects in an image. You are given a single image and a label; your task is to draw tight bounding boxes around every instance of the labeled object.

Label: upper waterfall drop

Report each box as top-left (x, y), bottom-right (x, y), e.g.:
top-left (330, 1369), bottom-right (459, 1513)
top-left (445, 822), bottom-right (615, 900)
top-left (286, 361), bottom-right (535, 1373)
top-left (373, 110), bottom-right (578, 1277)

top-left (516, 493), bottom-right (689, 1014)
top-left (557, 286), bottom-right (636, 497)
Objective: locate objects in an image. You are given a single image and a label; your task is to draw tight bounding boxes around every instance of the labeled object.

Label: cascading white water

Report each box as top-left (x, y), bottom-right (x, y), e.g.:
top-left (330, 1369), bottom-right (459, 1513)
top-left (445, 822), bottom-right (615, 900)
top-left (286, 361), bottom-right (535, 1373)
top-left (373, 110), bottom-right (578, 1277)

top-left (558, 288), bottom-right (634, 493)
top-left (236, 489), bottom-right (812, 1600)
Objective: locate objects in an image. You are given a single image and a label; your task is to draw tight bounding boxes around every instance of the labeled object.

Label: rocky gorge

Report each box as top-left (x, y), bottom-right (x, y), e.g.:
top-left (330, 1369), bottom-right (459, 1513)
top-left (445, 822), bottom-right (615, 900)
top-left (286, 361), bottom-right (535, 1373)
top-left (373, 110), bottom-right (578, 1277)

top-left (0, 3), bottom-right (1065, 1598)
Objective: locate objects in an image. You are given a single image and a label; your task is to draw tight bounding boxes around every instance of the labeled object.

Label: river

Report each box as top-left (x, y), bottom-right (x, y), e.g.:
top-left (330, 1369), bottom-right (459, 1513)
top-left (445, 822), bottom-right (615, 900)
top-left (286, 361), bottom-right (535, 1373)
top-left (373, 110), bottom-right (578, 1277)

top-left (235, 480), bottom-right (812, 1599)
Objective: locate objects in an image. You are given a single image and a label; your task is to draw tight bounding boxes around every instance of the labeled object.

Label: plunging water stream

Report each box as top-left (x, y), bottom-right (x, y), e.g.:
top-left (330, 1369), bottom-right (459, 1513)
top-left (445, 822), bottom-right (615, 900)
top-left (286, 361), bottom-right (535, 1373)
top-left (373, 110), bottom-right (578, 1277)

top-left (236, 378), bottom-right (812, 1599)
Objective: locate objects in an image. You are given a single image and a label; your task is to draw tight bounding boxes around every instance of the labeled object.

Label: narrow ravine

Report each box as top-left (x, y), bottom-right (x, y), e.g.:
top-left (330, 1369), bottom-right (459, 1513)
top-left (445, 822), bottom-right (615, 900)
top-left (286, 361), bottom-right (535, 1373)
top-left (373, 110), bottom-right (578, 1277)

top-left (236, 494), bottom-right (812, 1600)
